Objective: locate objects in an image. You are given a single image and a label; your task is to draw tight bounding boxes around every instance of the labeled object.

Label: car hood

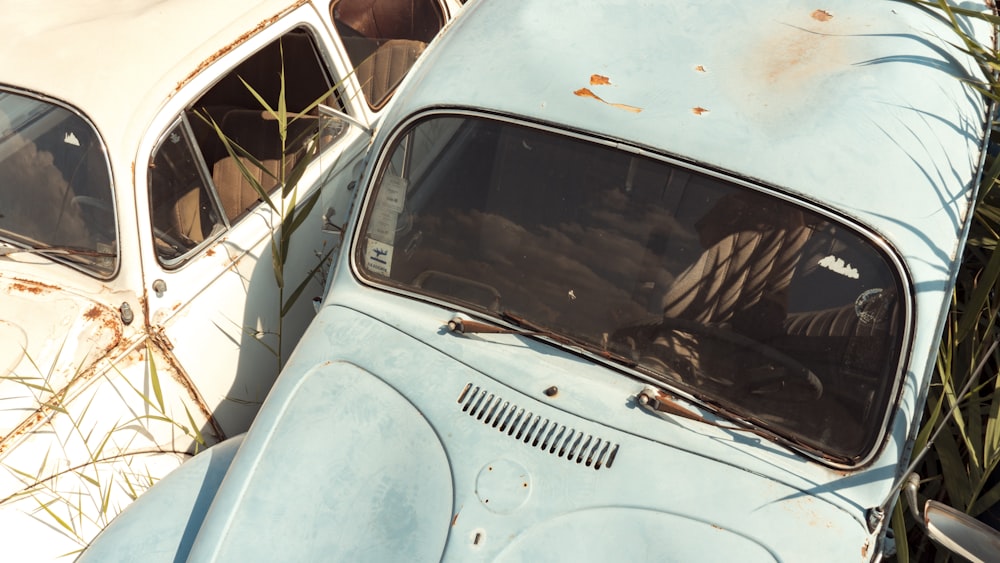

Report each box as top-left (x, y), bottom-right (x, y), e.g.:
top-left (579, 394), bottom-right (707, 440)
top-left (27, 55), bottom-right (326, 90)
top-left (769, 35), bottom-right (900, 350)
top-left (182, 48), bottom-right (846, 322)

top-left (84, 302), bottom-right (878, 562)
top-left (0, 277), bottom-right (122, 445)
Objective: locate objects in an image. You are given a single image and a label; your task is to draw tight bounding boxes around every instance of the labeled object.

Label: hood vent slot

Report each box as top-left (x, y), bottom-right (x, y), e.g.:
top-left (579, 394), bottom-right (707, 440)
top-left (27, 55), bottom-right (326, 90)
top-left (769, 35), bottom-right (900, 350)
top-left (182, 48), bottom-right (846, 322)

top-left (457, 383), bottom-right (619, 470)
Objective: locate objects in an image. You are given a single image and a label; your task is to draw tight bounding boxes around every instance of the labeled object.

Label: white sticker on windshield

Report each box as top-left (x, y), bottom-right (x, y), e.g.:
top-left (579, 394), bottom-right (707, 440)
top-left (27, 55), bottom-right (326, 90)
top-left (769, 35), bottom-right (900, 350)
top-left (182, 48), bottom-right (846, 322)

top-left (818, 255), bottom-right (859, 279)
top-left (365, 238), bottom-right (393, 277)
top-left (368, 206), bottom-right (399, 244)
top-left (379, 175), bottom-right (408, 214)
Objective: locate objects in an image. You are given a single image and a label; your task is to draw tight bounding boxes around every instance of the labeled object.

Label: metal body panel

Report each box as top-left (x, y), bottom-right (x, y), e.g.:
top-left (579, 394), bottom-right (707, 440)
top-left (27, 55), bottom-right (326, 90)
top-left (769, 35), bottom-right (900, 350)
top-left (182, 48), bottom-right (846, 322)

top-left (0, 278), bottom-right (122, 439)
top-left (77, 436), bottom-right (244, 563)
top-left (89, 304), bottom-right (875, 561)
top-left (187, 361), bottom-right (453, 562)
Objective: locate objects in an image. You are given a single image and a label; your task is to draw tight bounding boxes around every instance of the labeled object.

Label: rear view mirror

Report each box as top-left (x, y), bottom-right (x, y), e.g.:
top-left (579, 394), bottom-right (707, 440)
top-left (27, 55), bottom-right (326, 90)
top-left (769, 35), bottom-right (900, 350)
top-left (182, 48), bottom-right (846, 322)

top-left (924, 500), bottom-right (1000, 563)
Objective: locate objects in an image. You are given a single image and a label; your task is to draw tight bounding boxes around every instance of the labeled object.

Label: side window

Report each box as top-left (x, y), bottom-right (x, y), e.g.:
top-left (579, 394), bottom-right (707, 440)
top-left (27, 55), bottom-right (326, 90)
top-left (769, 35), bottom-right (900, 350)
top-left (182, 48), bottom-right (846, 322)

top-left (149, 119), bottom-right (225, 263)
top-left (332, 0), bottom-right (445, 110)
top-left (0, 90), bottom-right (116, 277)
top-left (149, 27), bottom-right (348, 267)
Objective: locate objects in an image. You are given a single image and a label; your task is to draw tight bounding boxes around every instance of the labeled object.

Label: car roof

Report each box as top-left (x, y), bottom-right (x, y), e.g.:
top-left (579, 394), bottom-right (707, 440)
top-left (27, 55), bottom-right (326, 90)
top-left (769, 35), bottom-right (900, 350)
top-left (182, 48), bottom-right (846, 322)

top-left (0, 0), bottom-right (310, 153)
top-left (384, 0), bottom-right (992, 267)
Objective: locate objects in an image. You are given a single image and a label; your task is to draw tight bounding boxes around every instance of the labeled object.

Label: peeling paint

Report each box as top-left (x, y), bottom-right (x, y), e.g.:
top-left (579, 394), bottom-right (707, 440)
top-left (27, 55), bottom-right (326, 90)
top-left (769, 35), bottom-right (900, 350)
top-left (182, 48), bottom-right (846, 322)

top-left (573, 88), bottom-right (642, 113)
top-left (811, 9), bottom-right (833, 21)
top-left (0, 333), bottom-right (134, 455)
top-left (589, 74), bottom-right (611, 86)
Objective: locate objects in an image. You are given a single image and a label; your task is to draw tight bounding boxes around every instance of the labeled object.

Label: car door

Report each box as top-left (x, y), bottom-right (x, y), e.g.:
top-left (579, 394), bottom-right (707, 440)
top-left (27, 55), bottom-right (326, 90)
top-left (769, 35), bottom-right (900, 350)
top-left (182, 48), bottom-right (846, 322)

top-left (136, 9), bottom-right (372, 437)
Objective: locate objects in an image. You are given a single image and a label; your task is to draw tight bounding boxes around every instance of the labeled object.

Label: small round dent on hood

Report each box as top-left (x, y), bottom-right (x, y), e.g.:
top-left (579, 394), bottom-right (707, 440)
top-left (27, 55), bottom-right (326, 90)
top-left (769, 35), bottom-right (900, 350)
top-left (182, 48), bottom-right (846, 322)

top-left (476, 459), bottom-right (531, 514)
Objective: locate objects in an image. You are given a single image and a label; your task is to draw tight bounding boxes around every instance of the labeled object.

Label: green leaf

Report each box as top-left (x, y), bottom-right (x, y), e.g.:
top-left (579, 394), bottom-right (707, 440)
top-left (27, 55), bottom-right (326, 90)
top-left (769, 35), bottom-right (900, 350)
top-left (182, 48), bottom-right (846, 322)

top-left (240, 77), bottom-right (276, 119)
top-left (100, 477), bottom-right (113, 516)
top-left (984, 369), bottom-right (1000, 464)
top-left (287, 187), bottom-right (323, 237)
top-left (77, 472), bottom-right (99, 488)
top-left (970, 475), bottom-right (1000, 516)
top-left (956, 241), bottom-right (1000, 342)
top-left (34, 497), bottom-right (82, 541)
top-left (282, 147), bottom-right (315, 200)
top-left (271, 233), bottom-right (284, 290)
top-left (892, 498), bottom-right (910, 563)
top-left (282, 242), bottom-right (339, 317)
top-left (182, 403), bottom-right (206, 446)
top-left (147, 347), bottom-right (165, 414)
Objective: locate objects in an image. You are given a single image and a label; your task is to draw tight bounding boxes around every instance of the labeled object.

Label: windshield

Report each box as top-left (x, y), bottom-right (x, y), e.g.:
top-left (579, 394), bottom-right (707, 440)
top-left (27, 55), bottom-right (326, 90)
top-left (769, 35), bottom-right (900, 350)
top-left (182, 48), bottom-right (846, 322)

top-left (356, 113), bottom-right (907, 463)
top-left (0, 90), bottom-right (116, 277)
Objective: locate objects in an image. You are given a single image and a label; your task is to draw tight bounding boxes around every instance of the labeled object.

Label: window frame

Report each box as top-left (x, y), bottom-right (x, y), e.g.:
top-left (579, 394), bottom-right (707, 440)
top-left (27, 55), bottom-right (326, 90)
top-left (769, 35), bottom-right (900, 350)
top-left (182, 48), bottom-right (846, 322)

top-left (351, 108), bottom-right (918, 468)
top-left (147, 23), bottom-right (353, 270)
top-left (0, 86), bottom-right (119, 279)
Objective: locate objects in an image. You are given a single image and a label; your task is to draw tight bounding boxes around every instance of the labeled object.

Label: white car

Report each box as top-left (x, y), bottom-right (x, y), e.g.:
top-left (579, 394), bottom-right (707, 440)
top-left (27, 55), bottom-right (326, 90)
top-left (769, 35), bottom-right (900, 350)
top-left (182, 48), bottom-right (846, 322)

top-left (0, 0), bottom-right (459, 558)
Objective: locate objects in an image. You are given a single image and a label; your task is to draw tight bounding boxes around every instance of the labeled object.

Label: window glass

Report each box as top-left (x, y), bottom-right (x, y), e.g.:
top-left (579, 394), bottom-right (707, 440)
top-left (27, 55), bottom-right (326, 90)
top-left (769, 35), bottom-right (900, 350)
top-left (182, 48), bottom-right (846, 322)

top-left (358, 114), bottom-right (906, 463)
top-left (0, 90), bottom-right (116, 277)
top-left (149, 119), bottom-right (225, 263)
top-left (332, 0), bottom-right (445, 109)
top-left (150, 27), bottom-right (347, 266)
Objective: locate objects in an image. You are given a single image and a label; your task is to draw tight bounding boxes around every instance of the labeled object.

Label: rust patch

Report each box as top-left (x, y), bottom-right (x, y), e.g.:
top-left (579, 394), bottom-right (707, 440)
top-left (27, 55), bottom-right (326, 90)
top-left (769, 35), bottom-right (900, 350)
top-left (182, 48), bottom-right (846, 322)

top-left (573, 88), bottom-right (642, 113)
top-left (590, 74), bottom-right (611, 86)
top-left (83, 306), bottom-right (103, 320)
top-left (205, 248), bottom-right (216, 257)
top-left (8, 278), bottom-right (60, 294)
top-left (694, 65), bottom-right (707, 73)
top-left (861, 539), bottom-right (868, 558)
top-left (811, 9), bottom-right (833, 21)
top-left (9, 282), bottom-right (43, 295)
top-left (0, 319), bottom-right (138, 454)
top-left (692, 107), bottom-right (710, 115)
top-left (174, 0), bottom-right (309, 95)
top-left (747, 18), bottom-right (849, 93)
top-left (451, 513), bottom-right (459, 527)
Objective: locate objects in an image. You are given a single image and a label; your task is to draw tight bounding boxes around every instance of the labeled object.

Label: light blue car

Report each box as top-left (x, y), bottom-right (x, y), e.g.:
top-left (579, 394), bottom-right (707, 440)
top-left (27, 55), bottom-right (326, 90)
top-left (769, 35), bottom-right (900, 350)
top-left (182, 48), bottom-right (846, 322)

top-left (82, 0), bottom-right (999, 561)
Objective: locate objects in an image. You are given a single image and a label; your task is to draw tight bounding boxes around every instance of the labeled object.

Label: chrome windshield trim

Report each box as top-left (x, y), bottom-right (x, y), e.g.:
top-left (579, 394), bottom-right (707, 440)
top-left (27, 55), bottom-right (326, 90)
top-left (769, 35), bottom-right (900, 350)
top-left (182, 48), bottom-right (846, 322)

top-left (349, 107), bottom-right (916, 469)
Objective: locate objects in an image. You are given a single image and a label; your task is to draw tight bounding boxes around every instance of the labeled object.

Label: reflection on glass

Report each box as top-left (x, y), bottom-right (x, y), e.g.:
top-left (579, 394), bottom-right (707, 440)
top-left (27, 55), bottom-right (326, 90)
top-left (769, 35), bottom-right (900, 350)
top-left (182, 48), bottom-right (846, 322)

top-left (358, 115), bottom-right (905, 463)
top-left (0, 91), bottom-right (116, 277)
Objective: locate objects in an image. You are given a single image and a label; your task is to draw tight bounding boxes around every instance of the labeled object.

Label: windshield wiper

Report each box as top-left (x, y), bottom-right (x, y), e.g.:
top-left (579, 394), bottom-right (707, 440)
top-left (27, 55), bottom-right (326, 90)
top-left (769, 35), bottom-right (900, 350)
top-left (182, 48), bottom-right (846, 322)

top-left (638, 384), bottom-right (850, 462)
top-left (636, 385), bottom-right (775, 438)
top-left (447, 314), bottom-right (841, 461)
top-left (446, 313), bottom-right (638, 368)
